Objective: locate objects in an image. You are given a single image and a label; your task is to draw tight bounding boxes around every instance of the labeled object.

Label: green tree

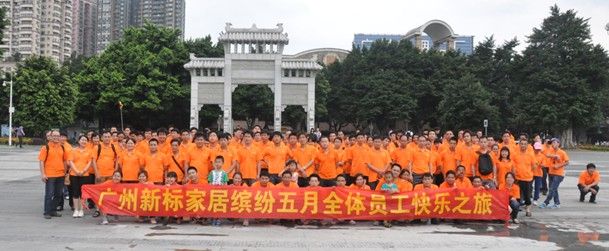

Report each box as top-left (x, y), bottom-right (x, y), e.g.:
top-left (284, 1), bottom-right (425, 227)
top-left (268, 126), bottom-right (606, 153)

top-left (512, 5), bottom-right (609, 147)
top-left (437, 74), bottom-right (498, 131)
top-left (75, 23), bottom-right (189, 129)
top-left (12, 56), bottom-right (78, 136)
top-left (232, 85), bottom-right (274, 129)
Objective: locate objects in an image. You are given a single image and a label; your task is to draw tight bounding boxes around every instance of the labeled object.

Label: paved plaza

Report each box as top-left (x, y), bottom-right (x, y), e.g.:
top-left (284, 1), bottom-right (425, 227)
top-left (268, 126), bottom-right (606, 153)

top-left (0, 146), bottom-right (608, 250)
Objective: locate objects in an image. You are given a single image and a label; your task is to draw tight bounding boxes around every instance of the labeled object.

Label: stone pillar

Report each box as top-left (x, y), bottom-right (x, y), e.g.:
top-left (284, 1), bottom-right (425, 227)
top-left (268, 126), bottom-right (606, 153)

top-left (223, 56), bottom-right (233, 133)
top-left (273, 58), bottom-right (282, 131)
top-left (306, 78), bottom-right (315, 132)
top-left (189, 71), bottom-right (199, 128)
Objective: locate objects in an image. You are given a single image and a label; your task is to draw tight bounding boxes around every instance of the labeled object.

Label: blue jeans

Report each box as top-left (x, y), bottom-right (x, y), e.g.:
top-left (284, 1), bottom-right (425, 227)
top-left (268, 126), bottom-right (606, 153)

top-left (544, 175), bottom-right (564, 205)
top-left (509, 199), bottom-right (520, 220)
top-left (533, 176), bottom-right (543, 201)
top-left (44, 177), bottom-right (65, 215)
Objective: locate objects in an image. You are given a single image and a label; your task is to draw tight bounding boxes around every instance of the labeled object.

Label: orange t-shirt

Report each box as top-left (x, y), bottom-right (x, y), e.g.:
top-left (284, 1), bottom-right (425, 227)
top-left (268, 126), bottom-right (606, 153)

top-left (166, 152), bottom-right (187, 182)
top-left (275, 181), bottom-right (299, 189)
top-left (70, 147), bottom-right (92, 176)
top-left (143, 152), bottom-right (168, 183)
top-left (440, 149), bottom-right (459, 175)
top-left (96, 143), bottom-right (117, 177)
top-left (250, 181), bottom-right (275, 188)
top-left (456, 144), bottom-right (478, 177)
top-left (495, 159), bottom-right (514, 187)
top-left (237, 145), bottom-right (262, 179)
top-left (367, 148), bottom-right (391, 182)
top-left (292, 145), bottom-right (318, 176)
top-left (455, 177), bottom-right (473, 189)
top-left (408, 147), bottom-right (432, 174)
top-left (413, 184), bottom-right (439, 191)
top-left (499, 183), bottom-right (520, 200)
top-left (263, 144), bottom-right (290, 174)
top-left (119, 150), bottom-right (144, 181)
top-left (187, 146), bottom-right (212, 183)
top-left (439, 181), bottom-right (457, 189)
top-left (346, 144), bottom-right (369, 176)
top-left (210, 147), bottom-right (237, 177)
top-left (547, 148), bottom-right (569, 176)
top-left (430, 151), bottom-right (441, 174)
top-left (578, 171), bottom-right (600, 186)
top-left (513, 150), bottom-right (535, 182)
top-left (349, 184), bottom-right (371, 190)
top-left (315, 148), bottom-right (339, 179)
top-left (533, 152), bottom-right (545, 177)
top-left (390, 147), bottom-right (411, 170)
top-left (135, 140), bottom-right (150, 155)
top-left (474, 151), bottom-right (495, 180)
top-left (377, 178), bottom-right (413, 192)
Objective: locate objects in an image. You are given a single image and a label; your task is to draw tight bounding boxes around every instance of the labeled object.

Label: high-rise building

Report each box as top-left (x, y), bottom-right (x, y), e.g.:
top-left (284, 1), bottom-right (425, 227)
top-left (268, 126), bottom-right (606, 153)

top-left (72, 0), bottom-right (97, 57)
top-left (0, 0), bottom-right (73, 70)
top-left (95, 0), bottom-right (185, 53)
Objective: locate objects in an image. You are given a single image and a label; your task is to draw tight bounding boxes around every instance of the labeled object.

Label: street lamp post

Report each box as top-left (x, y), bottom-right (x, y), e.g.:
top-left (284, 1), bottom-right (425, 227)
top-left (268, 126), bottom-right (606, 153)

top-left (3, 72), bottom-right (14, 146)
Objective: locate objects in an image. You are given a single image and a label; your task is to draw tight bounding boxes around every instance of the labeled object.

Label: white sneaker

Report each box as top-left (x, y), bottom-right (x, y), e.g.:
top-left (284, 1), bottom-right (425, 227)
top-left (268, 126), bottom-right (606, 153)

top-left (72, 211), bottom-right (78, 218)
top-left (532, 200), bottom-right (539, 206)
top-left (78, 210), bottom-right (84, 218)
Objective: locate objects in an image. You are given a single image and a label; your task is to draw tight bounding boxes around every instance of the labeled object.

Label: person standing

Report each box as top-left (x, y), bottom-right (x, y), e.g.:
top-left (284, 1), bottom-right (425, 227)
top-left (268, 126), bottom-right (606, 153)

top-left (513, 138), bottom-right (535, 216)
top-left (38, 130), bottom-right (74, 219)
top-left (16, 125), bottom-right (25, 148)
top-left (539, 138), bottom-right (569, 209)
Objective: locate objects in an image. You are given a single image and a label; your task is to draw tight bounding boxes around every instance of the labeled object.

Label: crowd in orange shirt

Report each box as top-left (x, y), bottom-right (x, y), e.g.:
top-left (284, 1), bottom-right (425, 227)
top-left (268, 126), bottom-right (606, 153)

top-left (38, 126), bottom-right (598, 226)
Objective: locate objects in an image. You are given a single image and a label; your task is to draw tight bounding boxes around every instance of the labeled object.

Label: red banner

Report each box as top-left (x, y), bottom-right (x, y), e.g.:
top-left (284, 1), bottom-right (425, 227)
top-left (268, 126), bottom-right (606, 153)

top-left (81, 184), bottom-right (510, 221)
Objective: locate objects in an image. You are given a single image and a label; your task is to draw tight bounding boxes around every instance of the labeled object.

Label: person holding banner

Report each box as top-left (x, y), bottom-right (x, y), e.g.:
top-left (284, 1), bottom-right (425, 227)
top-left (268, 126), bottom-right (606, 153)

top-left (500, 172), bottom-right (521, 224)
top-left (100, 170), bottom-right (123, 225)
top-left (349, 173), bottom-right (370, 190)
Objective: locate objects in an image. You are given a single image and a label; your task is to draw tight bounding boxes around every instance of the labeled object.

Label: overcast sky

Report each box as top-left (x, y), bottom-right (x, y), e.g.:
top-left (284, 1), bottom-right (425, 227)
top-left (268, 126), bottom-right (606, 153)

top-left (184, 0), bottom-right (609, 54)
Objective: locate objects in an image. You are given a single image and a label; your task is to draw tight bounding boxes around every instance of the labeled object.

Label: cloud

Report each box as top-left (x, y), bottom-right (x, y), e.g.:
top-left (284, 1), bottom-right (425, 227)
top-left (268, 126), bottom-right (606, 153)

top-left (185, 0), bottom-right (609, 54)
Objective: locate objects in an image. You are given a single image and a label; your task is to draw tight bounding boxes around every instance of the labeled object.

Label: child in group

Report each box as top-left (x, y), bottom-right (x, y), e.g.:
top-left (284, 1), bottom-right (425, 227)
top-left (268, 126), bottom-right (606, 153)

top-left (100, 170), bottom-right (122, 225)
top-left (378, 171), bottom-right (398, 228)
top-left (578, 163), bottom-right (600, 203)
top-left (281, 160), bottom-right (303, 184)
top-left (208, 156), bottom-right (228, 226)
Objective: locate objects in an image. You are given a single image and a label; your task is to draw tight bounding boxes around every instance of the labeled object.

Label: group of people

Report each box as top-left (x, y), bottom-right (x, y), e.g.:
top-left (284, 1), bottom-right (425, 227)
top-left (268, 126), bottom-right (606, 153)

top-left (38, 126), bottom-right (601, 226)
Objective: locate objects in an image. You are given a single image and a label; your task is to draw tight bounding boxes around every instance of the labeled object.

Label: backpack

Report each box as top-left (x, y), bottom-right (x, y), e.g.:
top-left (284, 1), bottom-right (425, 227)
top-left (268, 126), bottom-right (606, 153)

top-left (44, 144), bottom-right (65, 163)
top-left (477, 152), bottom-right (494, 176)
top-left (97, 143), bottom-right (117, 160)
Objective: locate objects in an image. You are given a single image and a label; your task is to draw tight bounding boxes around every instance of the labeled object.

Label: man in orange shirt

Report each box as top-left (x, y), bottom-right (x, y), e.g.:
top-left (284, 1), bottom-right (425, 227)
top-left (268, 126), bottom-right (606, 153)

top-left (345, 133), bottom-right (370, 185)
top-left (185, 132), bottom-right (212, 184)
top-left (276, 170), bottom-right (299, 188)
top-left (333, 138), bottom-right (346, 174)
top-left (157, 128), bottom-right (172, 155)
top-left (440, 137), bottom-right (459, 177)
top-left (291, 133), bottom-right (318, 186)
top-left (315, 136), bottom-right (340, 187)
top-left (366, 137), bottom-right (391, 190)
top-left (250, 171), bottom-right (274, 188)
top-left (540, 138), bottom-right (569, 209)
top-left (39, 130), bottom-right (74, 219)
top-left (210, 133), bottom-right (238, 180)
top-left (143, 138), bottom-right (169, 184)
top-left (167, 138), bottom-right (187, 183)
top-left (456, 130), bottom-right (478, 178)
top-left (262, 131), bottom-right (290, 184)
top-left (408, 135), bottom-right (432, 185)
top-left (390, 134), bottom-right (411, 171)
top-left (237, 131), bottom-right (262, 186)
top-left (95, 131), bottom-right (118, 182)
top-left (513, 138), bottom-right (535, 216)
top-left (578, 163), bottom-right (600, 203)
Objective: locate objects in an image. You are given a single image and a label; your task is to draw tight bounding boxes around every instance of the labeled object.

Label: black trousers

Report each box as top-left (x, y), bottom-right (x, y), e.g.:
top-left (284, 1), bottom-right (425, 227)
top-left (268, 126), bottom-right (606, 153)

top-left (518, 180), bottom-right (532, 206)
top-left (578, 184), bottom-right (599, 202)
